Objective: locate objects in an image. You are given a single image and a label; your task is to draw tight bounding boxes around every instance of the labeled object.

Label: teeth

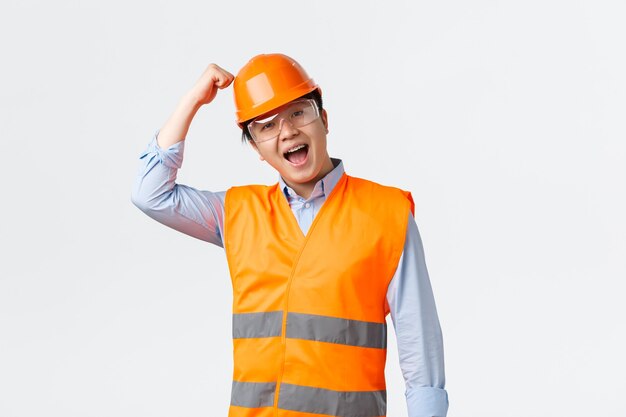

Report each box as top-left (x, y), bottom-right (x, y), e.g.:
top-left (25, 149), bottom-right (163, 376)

top-left (286, 144), bottom-right (306, 153)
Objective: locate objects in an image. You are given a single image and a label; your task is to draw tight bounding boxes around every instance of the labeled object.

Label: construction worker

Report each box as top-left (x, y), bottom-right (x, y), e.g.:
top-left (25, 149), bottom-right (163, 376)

top-left (131, 54), bottom-right (449, 417)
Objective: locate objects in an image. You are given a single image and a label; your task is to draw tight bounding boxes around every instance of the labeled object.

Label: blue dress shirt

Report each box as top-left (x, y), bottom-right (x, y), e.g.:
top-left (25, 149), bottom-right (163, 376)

top-left (131, 130), bottom-right (449, 417)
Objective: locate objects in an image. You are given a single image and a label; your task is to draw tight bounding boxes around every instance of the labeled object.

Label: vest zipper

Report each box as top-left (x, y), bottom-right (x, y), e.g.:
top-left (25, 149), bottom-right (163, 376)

top-left (272, 176), bottom-right (347, 415)
top-left (273, 246), bottom-right (305, 415)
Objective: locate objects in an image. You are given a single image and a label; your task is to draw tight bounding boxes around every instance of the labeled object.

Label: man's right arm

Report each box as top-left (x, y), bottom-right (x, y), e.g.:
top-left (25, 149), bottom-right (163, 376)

top-left (130, 63), bottom-right (235, 247)
top-left (131, 129), bottom-right (226, 247)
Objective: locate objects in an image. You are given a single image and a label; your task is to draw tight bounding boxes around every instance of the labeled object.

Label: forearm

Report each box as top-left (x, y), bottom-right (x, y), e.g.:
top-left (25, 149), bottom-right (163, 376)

top-left (157, 91), bottom-right (203, 149)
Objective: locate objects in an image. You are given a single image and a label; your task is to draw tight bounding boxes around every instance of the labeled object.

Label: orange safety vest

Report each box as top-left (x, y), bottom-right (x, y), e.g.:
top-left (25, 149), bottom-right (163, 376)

top-left (224, 172), bottom-right (415, 417)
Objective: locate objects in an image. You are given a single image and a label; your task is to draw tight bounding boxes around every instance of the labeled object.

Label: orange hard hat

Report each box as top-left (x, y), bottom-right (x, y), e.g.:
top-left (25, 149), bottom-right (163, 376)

top-left (233, 53), bottom-right (321, 128)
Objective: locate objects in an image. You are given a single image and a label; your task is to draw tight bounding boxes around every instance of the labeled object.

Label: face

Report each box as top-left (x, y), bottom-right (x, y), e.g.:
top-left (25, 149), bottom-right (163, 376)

top-left (249, 100), bottom-right (332, 189)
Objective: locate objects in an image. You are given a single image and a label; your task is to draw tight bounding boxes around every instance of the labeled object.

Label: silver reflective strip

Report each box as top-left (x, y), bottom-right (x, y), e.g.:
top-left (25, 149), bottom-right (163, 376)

top-left (230, 380), bottom-right (276, 408)
top-left (232, 311), bottom-right (283, 338)
top-left (286, 312), bottom-right (387, 349)
top-left (278, 383), bottom-right (386, 417)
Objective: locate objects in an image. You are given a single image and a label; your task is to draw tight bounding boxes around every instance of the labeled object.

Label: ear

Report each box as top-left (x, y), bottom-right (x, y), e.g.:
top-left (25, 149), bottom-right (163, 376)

top-left (322, 108), bottom-right (329, 133)
top-left (249, 140), bottom-right (265, 161)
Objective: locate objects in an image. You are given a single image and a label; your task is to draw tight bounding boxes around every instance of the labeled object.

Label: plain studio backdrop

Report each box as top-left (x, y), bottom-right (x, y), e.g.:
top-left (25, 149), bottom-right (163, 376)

top-left (0, 1), bottom-right (624, 416)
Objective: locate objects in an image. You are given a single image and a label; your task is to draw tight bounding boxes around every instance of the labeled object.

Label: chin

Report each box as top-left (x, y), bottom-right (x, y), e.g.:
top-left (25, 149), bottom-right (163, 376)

top-left (286, 166), bottom-right (320, 183)
top-left (285, 172), bottom-right (315, 185)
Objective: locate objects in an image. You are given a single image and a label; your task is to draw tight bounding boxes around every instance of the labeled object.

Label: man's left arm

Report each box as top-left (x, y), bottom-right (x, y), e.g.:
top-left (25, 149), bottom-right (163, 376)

top-left (386, 212), bottom-right (449, 417)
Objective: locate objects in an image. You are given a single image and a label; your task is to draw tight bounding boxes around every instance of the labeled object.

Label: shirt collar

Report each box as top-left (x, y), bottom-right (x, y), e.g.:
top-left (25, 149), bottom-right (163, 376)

top-left (279, 157), bottom-right (344, 200)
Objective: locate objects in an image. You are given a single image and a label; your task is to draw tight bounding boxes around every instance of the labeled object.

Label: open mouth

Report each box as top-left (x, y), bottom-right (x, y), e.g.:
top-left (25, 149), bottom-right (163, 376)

top-left (283, 144), bottom-right (309, 165)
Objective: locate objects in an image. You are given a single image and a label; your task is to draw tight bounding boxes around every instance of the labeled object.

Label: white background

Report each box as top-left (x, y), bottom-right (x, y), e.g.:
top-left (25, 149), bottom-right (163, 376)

top-left (1, 1), bottom-right (625, 416)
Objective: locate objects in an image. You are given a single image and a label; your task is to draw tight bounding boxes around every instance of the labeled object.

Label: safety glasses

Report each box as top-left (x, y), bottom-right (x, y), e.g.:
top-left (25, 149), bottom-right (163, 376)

top-left (248, 99), bottom-right (320, 143)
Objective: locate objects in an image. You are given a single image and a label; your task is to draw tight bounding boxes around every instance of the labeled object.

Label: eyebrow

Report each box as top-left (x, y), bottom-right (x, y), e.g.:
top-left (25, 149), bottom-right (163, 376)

top-left (252, 100), bottom-right (308, 122)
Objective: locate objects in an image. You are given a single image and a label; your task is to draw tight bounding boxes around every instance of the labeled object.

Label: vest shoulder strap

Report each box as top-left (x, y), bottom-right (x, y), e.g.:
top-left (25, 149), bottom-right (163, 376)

top-left (345, 175), bottom-right (415, 217)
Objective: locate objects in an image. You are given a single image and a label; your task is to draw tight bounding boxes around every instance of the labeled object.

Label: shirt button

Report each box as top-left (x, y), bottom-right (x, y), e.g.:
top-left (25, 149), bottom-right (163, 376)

top-left (304, 202), bottom-right (311, 208)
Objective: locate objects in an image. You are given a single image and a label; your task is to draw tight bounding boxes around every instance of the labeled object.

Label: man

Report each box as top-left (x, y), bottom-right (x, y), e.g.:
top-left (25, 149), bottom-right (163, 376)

top-left (132, 53), bottom-right (449, 417)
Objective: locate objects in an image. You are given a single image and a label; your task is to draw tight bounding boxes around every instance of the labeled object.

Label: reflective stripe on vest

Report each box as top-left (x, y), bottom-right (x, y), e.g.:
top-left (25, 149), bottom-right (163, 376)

top-left (224, 173), bottom-right (414, 417)
top-left (233, 311), bottom-right (387, 349)
top-left (231, 380), bottom-right (386, 417)
top-left (230, 380), bottom-right (275, 408)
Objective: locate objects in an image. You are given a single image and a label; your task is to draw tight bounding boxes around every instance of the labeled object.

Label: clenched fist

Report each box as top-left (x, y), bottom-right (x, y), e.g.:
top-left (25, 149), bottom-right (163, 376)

top-left (190, 63), bottom-right (235, 106)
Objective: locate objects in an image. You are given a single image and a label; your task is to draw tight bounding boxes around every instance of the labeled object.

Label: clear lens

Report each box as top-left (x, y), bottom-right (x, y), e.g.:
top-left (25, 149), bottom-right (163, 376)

top-left (249, 99), bottom-right (319, 143)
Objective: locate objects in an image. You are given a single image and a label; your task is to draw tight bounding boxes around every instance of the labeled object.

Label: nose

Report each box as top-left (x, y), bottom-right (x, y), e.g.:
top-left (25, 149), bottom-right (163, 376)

top-left (278, 118), bottom-right (299, 140)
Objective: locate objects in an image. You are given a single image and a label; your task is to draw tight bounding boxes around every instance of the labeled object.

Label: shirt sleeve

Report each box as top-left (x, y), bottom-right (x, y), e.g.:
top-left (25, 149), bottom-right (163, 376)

top-left (385, 211), bottom-right (449, 417)
top-left (131, 129), bottom-right (226, 247)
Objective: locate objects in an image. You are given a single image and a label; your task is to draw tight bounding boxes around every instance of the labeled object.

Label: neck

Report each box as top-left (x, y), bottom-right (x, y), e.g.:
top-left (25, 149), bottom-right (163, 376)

top-left (285, 157), bottom-right (335, 200)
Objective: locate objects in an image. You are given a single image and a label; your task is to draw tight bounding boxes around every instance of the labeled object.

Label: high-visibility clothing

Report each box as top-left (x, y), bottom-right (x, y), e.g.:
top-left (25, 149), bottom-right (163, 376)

top-left (223, 172), bottom-right (415, 417)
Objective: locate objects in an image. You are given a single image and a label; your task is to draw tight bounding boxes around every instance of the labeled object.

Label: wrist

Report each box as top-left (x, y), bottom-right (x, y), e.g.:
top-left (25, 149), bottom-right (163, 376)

top-left (183, 90), bottom-right (204, 110)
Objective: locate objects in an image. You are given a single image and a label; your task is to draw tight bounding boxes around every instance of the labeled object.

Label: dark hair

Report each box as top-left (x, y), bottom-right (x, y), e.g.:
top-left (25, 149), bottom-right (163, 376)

top-left (240, 89), bottom-right (323, 145)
